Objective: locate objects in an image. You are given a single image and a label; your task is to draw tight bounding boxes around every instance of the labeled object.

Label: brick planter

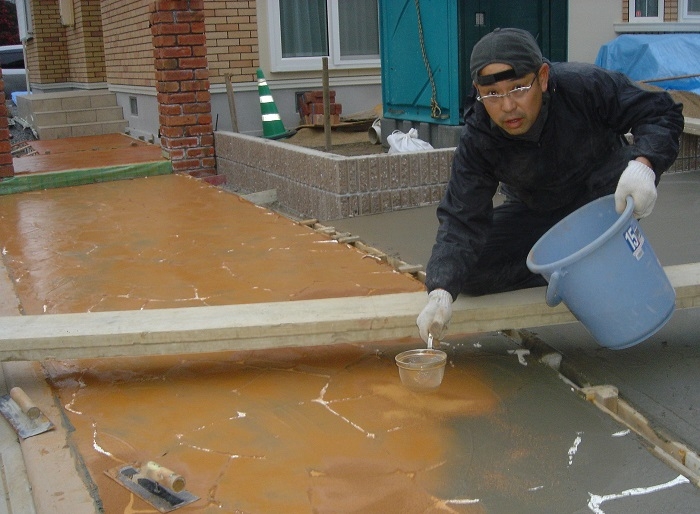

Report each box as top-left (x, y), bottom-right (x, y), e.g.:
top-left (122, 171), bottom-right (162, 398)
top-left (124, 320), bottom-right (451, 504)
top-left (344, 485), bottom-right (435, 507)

top-left (215, 131), bottom-right (455, 220)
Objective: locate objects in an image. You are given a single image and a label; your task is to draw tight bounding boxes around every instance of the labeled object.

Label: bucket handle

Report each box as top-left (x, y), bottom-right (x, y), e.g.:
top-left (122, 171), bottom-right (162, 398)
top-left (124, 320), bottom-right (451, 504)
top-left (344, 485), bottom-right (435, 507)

top-left (545, 270), bottom-right (563, 307)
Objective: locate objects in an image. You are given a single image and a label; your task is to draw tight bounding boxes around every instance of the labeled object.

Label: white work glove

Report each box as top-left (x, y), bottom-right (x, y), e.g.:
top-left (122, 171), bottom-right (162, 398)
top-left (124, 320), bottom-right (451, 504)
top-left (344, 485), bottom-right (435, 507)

top-left (416, 289), bottom-right (453, 344)
top-left (614, 160), bottom-right (657, 218)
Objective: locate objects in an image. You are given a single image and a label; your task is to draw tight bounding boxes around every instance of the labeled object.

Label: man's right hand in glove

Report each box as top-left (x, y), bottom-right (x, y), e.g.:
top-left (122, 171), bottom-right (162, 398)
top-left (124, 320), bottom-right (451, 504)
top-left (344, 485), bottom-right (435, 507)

top-left (416, 289), bottom-right (453, 344)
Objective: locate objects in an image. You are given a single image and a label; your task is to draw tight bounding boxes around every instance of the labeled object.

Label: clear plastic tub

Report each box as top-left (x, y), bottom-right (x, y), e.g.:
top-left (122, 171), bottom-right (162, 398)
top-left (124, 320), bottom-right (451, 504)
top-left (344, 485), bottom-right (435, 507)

top-left (395, 349), bottom-right (447, 392)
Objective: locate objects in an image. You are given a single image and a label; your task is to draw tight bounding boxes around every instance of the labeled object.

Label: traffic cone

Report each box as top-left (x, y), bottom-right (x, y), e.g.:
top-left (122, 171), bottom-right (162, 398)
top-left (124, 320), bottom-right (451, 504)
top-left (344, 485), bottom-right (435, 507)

top-left (256, 69), bottom-right (296, 140)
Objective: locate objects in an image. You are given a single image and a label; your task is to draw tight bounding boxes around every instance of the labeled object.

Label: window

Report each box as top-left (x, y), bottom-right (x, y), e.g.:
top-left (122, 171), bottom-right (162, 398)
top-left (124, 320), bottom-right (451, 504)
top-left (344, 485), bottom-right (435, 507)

top-left (682, 0), bottom-right (700, 19)
top-left (269, 0), bottom-right (380, 72)
top-left (630, 0), bottom-right (664, 22)
top-left (129, 96), bottom-right (139, 116)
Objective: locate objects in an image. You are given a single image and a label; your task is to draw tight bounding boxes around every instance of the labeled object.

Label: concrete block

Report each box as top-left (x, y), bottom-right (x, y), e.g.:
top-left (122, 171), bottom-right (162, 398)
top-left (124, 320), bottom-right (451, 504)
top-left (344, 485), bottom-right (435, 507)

top-left (34, 111), bottom-right (67, 126)
top-left (31, 98), bottom-right (64, 113)
top-left (67, 109), bottom-right (97, 124)
top-left (37, 125), bottom-right (71, 140)
top-left (94, 106), bottom-right (125, 122)
top-left (61, 96), bottom-right (92, 110)
top-left (89, 91), bottom-right (119, 108)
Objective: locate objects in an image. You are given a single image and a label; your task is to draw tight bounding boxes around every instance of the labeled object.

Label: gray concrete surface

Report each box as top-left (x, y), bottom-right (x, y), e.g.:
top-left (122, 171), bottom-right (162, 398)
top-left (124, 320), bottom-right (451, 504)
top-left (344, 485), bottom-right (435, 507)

top-left (332, 170), bottom-right (700, 512)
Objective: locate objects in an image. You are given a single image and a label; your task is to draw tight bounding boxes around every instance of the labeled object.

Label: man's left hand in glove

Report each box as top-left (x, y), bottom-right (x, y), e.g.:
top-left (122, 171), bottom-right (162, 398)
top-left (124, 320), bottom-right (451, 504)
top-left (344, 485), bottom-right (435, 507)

top-left (614, 158), bottom-right (657, 219)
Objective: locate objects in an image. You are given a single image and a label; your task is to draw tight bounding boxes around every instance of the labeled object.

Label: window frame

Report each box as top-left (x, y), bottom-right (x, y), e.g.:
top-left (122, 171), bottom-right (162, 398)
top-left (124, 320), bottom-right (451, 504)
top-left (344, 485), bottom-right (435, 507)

top-left (16, 0), bottom-right (34, 41)
top-left (681, 0), bottom-right (700, 20)
top-left (629, 0), bottom-right (665, 22)
top-left (268, 0), bottom-right (380, 72)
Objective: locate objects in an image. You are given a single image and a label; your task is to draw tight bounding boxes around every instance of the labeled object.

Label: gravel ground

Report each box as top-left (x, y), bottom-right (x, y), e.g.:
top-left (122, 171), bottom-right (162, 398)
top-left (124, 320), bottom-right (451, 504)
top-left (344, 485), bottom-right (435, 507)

top-left (7, 100), bottom-right (37, 147)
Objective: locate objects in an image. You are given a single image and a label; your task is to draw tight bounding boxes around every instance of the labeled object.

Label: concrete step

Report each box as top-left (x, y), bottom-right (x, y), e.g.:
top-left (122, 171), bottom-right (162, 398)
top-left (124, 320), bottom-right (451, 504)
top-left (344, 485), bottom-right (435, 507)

top-left (16, 90), bottom-right (128, 140)
top-left (18, 90), bottom-right (118, 115)
top-left (36, 119), bottom-right (129, 140)
top-left (34, 106), bottom-right (125, 126)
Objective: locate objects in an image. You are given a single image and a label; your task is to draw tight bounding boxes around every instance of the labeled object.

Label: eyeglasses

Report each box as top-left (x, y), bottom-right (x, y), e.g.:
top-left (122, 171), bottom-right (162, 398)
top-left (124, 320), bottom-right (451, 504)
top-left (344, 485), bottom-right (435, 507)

top-left (476, 74), bottom-right (539, 104)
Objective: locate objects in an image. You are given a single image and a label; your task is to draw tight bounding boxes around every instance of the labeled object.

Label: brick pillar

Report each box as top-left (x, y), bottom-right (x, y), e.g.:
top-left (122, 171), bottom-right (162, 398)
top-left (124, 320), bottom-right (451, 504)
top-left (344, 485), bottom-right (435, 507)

top-left (0, 70), bottom-right (14, 179)
top-left (150, 0), bottom-right (216, 178)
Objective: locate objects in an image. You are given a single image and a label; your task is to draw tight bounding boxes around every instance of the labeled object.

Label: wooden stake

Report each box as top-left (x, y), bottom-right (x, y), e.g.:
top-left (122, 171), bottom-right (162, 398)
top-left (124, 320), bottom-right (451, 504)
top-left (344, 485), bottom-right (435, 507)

top-left (322, 57), bottom-right (332, 152)
top-left (225, 74), bottom-right (239, 133)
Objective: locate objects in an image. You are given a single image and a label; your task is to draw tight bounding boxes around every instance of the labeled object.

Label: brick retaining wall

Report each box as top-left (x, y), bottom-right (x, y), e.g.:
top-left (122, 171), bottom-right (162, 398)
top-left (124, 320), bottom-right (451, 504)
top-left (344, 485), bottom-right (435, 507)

top-left (215, 131), bottom-right (454, 220)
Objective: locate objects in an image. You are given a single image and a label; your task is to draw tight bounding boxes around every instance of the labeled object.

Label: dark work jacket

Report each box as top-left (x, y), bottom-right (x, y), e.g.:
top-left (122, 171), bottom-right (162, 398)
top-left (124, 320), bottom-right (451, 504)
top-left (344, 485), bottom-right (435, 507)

top-left (425, 61), bottom-right (684, 299)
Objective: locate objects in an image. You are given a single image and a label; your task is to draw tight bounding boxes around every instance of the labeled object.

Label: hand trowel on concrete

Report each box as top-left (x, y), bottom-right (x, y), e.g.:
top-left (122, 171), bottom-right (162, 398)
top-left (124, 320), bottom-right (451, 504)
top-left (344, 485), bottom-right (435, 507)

top-left (0, 387), bottom-right (55, 439)
top-left (105, 461), bottom-right (199, 512)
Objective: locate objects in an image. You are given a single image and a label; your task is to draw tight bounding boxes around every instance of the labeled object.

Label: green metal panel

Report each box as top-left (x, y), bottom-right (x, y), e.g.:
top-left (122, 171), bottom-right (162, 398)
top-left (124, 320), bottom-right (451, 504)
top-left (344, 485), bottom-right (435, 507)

top-left (380, 0), bottom-right (568, 127)
top-left (459, 1), bottom-right (568, 103)
top-left (379, 0), bottom-right (461, 125)
top-left (460, 1), bottom-right (570, 61)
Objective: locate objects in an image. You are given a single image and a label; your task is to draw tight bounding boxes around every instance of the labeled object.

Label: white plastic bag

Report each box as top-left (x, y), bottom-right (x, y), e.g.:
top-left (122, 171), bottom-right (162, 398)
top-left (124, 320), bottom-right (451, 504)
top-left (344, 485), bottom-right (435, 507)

top-left (387, 128), bottom-right (434, 154)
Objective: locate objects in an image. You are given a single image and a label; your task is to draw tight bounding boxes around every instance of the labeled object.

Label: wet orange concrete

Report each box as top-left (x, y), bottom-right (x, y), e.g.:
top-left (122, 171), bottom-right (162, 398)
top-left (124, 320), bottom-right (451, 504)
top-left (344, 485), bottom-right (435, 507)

top-left (0, 173), bottom-right (423, 315)
top-left (40, 334), bottom-right (647, 513)
top-left (43, 344), bottom-right (503, 513)
top-left (12, 134), bottom-right (167, 175)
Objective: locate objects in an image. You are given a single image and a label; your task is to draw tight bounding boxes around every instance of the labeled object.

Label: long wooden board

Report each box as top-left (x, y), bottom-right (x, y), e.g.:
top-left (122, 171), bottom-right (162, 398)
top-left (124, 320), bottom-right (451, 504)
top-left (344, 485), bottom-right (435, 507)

top-left (0, 264), bottom-right (698, 362)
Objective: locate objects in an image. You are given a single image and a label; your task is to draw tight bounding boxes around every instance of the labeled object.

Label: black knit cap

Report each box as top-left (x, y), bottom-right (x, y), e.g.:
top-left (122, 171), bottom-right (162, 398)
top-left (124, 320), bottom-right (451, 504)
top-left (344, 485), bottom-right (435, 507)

top-left (470, 28), bottom-right (543, 85)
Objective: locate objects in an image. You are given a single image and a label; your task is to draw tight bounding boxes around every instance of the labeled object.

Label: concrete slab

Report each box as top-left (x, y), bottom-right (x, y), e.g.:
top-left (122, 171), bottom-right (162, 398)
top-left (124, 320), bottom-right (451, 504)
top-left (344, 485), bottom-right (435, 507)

top-left (332, 170), bottom-right (700, 511)
top-left (0, 169), bottom-right (698, 512)
top-left (531, 306), bottom-right (700, 455)
top-left (11, 133), bottom-right (167, 176)
top-left (38, 337), bottom-right (700, 513)
top-left (0, 173), bottom-right (423, 316)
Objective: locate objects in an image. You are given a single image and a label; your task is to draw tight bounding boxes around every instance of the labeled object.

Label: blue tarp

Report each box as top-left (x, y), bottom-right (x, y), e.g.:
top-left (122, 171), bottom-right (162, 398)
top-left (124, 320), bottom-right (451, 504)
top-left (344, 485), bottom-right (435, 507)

top-left (595, 34), bottom-right (700, 95)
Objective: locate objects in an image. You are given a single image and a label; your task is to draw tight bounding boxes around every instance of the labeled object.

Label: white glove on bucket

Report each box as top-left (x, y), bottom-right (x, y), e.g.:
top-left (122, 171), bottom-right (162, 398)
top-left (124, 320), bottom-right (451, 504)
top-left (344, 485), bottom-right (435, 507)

top-left (416, 289), bottom-right (453, 343)
top-left (614, 160), bottom-right (657, 218)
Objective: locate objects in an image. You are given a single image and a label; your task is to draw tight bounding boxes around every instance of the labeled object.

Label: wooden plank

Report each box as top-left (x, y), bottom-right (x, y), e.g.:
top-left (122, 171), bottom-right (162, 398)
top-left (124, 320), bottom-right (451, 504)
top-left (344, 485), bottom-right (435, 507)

top-left (0, 263), bottom-right (698, 362)
top-left (683, 117), bottom-right (700, 137)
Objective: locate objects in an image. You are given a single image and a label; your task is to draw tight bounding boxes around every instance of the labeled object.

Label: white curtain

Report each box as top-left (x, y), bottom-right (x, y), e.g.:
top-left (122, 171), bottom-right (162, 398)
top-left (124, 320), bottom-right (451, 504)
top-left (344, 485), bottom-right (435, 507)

top-left (634, 0), bottom-right (659, 17)
top-left (338, 0), bottom-right (379, 58)
top-left (279, 0), bottom-right (379, 59)
top-left (280, 0), bottom-right (329, 58)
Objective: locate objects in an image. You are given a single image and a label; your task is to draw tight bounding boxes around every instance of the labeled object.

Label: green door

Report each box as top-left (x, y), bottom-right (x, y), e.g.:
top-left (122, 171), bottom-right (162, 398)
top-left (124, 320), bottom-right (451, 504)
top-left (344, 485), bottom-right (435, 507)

top-left (460, 0), bottom-right (568, 83)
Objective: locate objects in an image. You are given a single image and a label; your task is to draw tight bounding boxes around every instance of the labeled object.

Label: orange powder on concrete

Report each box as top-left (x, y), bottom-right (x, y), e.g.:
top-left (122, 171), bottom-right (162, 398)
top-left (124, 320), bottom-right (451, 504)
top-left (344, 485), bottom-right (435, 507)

top-left (0, 174), bottom-right (423, 315)
top-left (1, 173), bottom-right (497, 511)
top-left (44, 343), bottom-right (497, 513)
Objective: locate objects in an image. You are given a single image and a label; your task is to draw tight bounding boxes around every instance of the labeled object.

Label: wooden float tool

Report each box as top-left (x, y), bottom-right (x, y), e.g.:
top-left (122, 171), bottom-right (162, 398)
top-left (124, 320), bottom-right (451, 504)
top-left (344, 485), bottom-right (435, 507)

top-left (105, 461), bottom-right (197, 513)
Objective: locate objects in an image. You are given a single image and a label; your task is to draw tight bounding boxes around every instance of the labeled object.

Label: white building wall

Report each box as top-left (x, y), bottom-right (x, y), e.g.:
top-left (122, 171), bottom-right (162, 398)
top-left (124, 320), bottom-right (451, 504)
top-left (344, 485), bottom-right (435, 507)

top-left (568, 0), bottom-right (621, 63)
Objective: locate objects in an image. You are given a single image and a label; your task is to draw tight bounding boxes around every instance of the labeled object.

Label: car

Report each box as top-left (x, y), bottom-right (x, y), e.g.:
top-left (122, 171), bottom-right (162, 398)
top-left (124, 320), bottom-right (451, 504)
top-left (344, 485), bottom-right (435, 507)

top-left (0, 44), bottom-right (28, 100)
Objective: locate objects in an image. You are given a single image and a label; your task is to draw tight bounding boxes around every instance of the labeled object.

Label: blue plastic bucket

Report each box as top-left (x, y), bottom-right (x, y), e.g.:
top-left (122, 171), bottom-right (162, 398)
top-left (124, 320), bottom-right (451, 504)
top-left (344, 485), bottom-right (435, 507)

top-left (527, 195), bottom-right (675, 349)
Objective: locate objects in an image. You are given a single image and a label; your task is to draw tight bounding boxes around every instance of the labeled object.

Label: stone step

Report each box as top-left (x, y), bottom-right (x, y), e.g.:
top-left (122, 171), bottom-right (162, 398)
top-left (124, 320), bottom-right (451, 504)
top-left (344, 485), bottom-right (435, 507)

top-left (15, 90), bottom-right (128, 141)
top-left (36, 119), bottom-right (129, 140)
top-left (18, 90), bottom-right (118, 115)
top-left (34, 106), bottom-right (125, 126)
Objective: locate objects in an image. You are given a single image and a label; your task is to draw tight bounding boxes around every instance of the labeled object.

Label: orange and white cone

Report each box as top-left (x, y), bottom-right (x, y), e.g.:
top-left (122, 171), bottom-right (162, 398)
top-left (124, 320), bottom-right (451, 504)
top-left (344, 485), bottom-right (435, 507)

top-left (256, 69), bottom-right (295, 140)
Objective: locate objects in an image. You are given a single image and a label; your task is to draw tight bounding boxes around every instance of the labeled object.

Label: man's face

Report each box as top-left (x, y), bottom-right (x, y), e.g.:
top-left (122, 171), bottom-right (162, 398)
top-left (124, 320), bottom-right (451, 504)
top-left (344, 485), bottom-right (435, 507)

top-left (475, 63), bottom-right (549, 136)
